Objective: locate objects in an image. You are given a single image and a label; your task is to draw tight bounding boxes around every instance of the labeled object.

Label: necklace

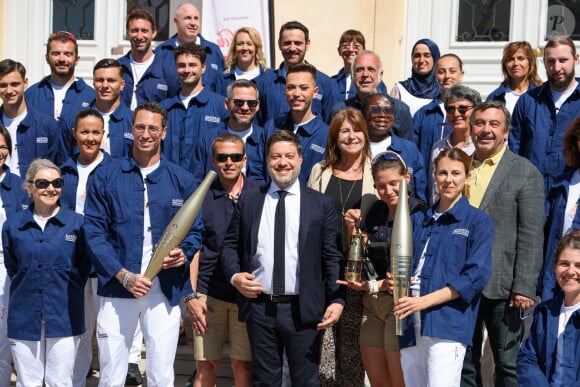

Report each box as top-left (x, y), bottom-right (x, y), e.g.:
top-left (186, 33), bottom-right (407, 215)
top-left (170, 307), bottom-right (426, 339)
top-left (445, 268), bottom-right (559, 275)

top-left (338, 177), bottom-right (358, 216)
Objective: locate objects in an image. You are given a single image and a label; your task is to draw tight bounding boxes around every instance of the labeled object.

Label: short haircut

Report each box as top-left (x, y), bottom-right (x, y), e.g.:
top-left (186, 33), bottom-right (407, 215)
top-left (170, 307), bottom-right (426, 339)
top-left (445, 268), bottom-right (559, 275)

top-left (433, 148), bottom-right (470, 198)
top-left (74, 109), bottom-right (105, 131)
top-left (286, 63), bottom-right (317, 81)
top-left (211, 132), bottom-right (245, 155)
top-left (93, 58), bottom-right (124, 77)
top-left (266, 130), bottom-right (302, 157)
top-left (174, 42), bottom-right (207, 64)
top-left (438, 53), bottom-right (464, 71)
top-left (126, 8), bottom-right (156, 31)
top-left (469, 100), bottom-right (511, 133)
top-left (133, 102), bottom-right (168, 128)
top-left (0, 59), bottom-right (26, 79)
top-left (46, 30), bottom-right (78, 56)
top-left (563, 116), bottom-right (580, 168)
top-left (443, 85), bottom-right (482, 106)
top-left (279, 21), bottom-right (309, 42)
top-left (352, 50), bottom-right (383, 77)
top-left (226, 79), bottom-right (259, 100)
top-left (545, 34), bottom-right (576, 57)
top-left (338, 29), bottom-right (365, 48)
top-left (25, 158), bottom-right (61, 189)
top-left (0, 126), bottom-right (13, 157)
top-left (554, 230), bottom-right (580, 266)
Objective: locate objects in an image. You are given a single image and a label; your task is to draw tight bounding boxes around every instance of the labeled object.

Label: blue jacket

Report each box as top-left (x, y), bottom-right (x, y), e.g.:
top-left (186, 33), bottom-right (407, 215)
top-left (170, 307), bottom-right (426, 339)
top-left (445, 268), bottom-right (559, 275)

top-left (542, 167), bottom-right (580, 301)
top-left (517, 295), bottom-right (580, 386)
top-left (24, 76), bottom-right (94, 120)
top-left (83, 156), bottom-right (204, 305)
top-left (399, 196), bottom-right (493, 348)
top-left (330, 68), bottom-right (387, 101)
top-left (160, 88), bottom-right (228, 168)
top-left (0, 167), bottom-right (29, 215)
top-left (254, 64), bottom-right (340, 126)
top-left (2, 206), bottom-right (89, 340)
top-left (487, 82), bottom-right (537, 104)
top-left (328, 94), bottom-right (414, 141)
top-left (190, 120), bottom-right (267, 185)
top-left (386, 134), bottom-right (428, 203)
top-left (216, 65), bottom-right (265, 97)
top-left (509, 79), bottom-right (580, 194)
top-left (193, 176), bottom-right (261, 303)
top-left (57, 100), bottom-right (133, 161)
top-left (118, 52), bottom-right (180, 107)
top-left (155, 34), bottom-right (225, 92)
top-left (413, 99), bottom-right (452, 170)
top-left (263, 115), bottom-right (328, 184)
top-left (0, 107), bottom-right (59, 176)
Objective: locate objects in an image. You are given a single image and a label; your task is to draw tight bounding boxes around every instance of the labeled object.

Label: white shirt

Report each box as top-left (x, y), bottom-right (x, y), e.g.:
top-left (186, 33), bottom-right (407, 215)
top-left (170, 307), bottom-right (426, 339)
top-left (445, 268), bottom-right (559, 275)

top-left (551, 81), bottom-right (578, 112)
top-left (253, 179), bottom-right (301, 295)
top-left (370, 136), bottom-right (393, 158)
top-left (75, 153), bottom-right (104, 215)
top-left (97, 110), bottom-right (112, 154)
top-left (130, 54), bottom-right (155, 110)
top-left (552, 300), bottom-right (580, 386)
top-left (51, 80), bottom-right (73, 119)
top-left (234, 66), bottom-right (260, 81)
top-left (563, 169), bottom-right (580, 235)
top-left (2, 110), bottom-right (26, 176)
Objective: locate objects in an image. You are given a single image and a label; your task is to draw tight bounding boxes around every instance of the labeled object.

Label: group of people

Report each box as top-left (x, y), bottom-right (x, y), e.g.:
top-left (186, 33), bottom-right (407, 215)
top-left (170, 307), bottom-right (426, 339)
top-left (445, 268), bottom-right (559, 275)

top-left (0, 1), bottom-right (578, 386)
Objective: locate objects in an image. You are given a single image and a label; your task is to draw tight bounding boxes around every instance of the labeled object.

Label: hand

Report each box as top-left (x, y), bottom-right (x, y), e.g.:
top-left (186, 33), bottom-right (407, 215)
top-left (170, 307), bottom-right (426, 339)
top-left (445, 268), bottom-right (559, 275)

top-left (385, 272), bottom-right (395, 294)
top-left (187, 297), bottom-right (211, 335)
top-left (336, 279), bottom-right (370, 291)
top-left (344, 209), bottom-right (361, 229)
top-left (127, 274), bottom-right (152, 298)
top-left (317, 303), bottom-right (344, 330)
top-left (509, 293), bottom-right (535, 311)
top-left (162, 248), bottom-right (186, 269)
top-left (232, 272), bottom-right (262, 298)
top-left (393, 296), bottom-right (429, 319)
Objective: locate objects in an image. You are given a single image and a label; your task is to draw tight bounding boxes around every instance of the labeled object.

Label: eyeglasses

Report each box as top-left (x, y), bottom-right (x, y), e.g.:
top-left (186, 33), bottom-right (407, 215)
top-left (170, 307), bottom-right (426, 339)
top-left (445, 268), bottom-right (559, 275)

top-left (231, 99), bottom-right (259, 108)
top-left (371, 150), bottom-right (407, 170)
top-left (369, 106), bottom-right (395, 116)
top-left (134, 124), bottom-right (162, 134)
top-left (340, 42), bottom-right (363, 51)
top-left (50, 30), bottom-right (76, 43)
top-left (29, 178), bottom-right (64, 189)
top-left (215, 153), bottom-right (244, 162)
top-left (444, 105), bottom-right (473, 114)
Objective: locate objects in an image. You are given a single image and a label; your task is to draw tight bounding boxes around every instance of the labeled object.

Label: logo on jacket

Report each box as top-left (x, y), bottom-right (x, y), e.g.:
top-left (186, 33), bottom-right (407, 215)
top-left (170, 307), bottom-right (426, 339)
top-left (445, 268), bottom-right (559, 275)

top-left (156, 83), bottom-right (168, 91)
top-left (204, 115), bottom-right (220, 123)
top-left (310, 144), bottom-right (324, 154)
top-left (172, 198), bottom-right (184, 207)
top-left (36, 137), bottom-right (48, 144)
top-left (65, 233), bottom-right (78, 243)
top-left (452, 228), bottom-right (470, 238)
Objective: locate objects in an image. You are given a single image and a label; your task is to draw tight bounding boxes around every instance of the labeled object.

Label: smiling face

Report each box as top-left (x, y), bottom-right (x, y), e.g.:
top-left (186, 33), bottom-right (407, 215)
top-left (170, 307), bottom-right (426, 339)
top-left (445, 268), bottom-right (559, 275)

top-left (267, 140), bottom-right (302, 189)
top-left (278, 28), bottom-right (309, 65)
top-left (336, 119), bottom-right (365, 158)
top-left (338, 39), bottom-right (363, 69)
top-left (446, 98), bottom-right (474, 132)
top-left (353, 53), bottom-right (382, 96)
top-left (544, 43), bottom-right (579, 92)
top-left (0, 70), bottom-right (27, 109)
top-left (285, 71), bottom-right (318, 115)
top-left (127, 18), bottom-right (156, 56)
top-left (434, 157), bottom-right (467, 206)
top-left (28, 167), bottom-right (62, 213)
top-left (226, 86), bottom-right (259, 128)
top-left (412, 43), bottom-right (434, 76)
top-left (132, 109), bottom-right (166, 158)
top-left (93, 66), bottom-right (125, 105)
top-left (436, 56), bottom-right (464, 91)
top-left (74, 115), bottom-right (104, 164)
top-left (0, 133), bottom-right (9, 170)
top-left (234, 31), bottom-right (257, 68)
top-left (365, 95), bottom-right (395, 142)
top-left (174, 3), bottom-right (201, 43)
top-left (555, 246), bottom-right (580, 305)
top-left (46, 40), bottom-right (78, 79)
top-left (211, 140), bottom-right (246, 181)
top-left (470, 107), bottom-right (508, 161)
top-left (175, 53), bottom-right (205, 87)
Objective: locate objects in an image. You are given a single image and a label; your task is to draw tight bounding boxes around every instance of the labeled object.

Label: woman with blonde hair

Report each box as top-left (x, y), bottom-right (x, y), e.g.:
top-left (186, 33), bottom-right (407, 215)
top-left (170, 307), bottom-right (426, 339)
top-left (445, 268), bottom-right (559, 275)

top-left (218, 27), bottom-right (267, 96)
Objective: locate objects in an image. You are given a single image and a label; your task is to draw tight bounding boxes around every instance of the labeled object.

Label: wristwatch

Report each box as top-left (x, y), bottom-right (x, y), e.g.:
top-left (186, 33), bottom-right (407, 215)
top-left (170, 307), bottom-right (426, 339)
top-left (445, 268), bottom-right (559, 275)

top-left (182, 291), bottom-right (201, 303)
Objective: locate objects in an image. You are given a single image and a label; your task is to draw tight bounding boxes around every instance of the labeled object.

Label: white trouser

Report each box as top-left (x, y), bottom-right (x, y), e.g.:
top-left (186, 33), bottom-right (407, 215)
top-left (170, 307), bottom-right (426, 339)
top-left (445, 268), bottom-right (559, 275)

top-left (400, 312), bottom-right (467, 387)
top-left (10, 321), bottom-right (79, 387)
top-left (96, 282), bottom-right (180, 387)
top-left (0, 265), bottom-right (11, 387)
top-left (73, 278), bottom-right (100, 387)
top-left (128, 321), bottom-right (143, 364)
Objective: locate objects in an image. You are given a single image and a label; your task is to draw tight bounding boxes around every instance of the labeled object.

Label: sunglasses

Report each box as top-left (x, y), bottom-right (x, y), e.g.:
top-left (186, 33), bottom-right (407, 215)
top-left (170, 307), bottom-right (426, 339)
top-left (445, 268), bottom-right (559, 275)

top-left (369, 106), bottom-right (395, 115)
top-left (232, 99), bottom-right (258, 108)
top-left (215, 153), bottom-right (244, 162)
top-left (50, 30), bottom-right (76, 43)
top-left (444, 105), bottom-right (473, 114)
top-left (371, 150), bottom-right (407, 169)
top-left (29, 178), bottom-right (64, 189)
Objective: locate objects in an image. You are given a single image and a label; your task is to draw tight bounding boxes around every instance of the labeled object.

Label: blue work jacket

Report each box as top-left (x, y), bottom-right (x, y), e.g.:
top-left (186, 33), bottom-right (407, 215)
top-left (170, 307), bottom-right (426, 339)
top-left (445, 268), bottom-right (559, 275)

top-left (263, 114), bottom-right (328, 184)
top-left (160, 88), bottom-right (228, 168)
top-left (413, 98), bottom-right (452, 170)
top-left (0, 107), bottom-right (59, 175)
top-left (189, 120), bottom-right (267, 185)
top-left (385, 134), bottom-right (428, 203)
top-left (509, 79), bottom-right (580, 194)
top-left (2, 206), bottom-right (88, 340)
top-left (216, 65), bottom-right (265, 97)
top-left (57, 100), bottom-right (133, 161)
top-left (487, 82), bottom-right (536, 104)
top-left (0, 167), bottom-right (29, 215)
top-left (517, 295), bottom-right (580, 386)
top-left (155, 34), bottom-right (225, 92)
top-left (118, 52), bottom-right (180, 107)
top-left (398, 196), bottom-right (493, 348)
top-left (254, 63), bottom-right (340, 126)
top-left (83, 156), bottom-right (204, 306)
top-left (24, 76), bottom-right (94, 120)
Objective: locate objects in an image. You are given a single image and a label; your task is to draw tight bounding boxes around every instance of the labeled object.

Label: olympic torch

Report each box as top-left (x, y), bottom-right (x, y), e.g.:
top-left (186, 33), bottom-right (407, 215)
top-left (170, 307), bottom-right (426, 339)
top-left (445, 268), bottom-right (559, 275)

top-left (144, 171), bottom-right (216, 280)
top-left (390, 178), bottom-right (413, 336)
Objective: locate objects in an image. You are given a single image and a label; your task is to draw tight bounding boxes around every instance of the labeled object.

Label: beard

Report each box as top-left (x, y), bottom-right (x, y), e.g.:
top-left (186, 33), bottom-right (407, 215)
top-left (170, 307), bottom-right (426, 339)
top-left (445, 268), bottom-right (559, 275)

top-left (549, 70), bottom-right (576, 91)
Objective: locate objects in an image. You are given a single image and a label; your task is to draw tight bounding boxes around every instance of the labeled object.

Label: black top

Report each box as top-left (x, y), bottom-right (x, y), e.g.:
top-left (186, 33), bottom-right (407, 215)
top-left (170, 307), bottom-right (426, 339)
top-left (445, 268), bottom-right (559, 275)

top-left (325, 174), bottom-right (363, 252)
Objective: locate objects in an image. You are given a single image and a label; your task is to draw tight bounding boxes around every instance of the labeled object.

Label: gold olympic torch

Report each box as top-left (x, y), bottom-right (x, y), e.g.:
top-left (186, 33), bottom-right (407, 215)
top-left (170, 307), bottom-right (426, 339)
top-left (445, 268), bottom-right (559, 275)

top-left (144, 171), bottom-right (216, 280)
top-left (390, 178), bottom-right (413, 336)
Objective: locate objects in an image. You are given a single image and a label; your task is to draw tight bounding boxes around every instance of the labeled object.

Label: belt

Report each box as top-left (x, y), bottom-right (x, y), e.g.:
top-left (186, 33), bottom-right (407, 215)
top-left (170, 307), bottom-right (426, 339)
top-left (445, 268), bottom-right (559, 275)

top-left (258, 293), bottom-right (298, 303)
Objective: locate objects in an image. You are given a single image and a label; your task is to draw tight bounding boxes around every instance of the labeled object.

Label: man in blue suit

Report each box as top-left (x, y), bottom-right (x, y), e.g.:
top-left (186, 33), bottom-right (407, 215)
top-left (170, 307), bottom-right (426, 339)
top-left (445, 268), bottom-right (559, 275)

top-left (222, 130), bottom-right (345, 386)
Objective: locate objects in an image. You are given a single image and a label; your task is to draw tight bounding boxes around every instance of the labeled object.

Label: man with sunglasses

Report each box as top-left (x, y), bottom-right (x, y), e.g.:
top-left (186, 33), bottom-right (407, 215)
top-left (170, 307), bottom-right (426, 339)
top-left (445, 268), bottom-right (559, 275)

top-left (161, 42), bottom-right (228, 170)
top-left (190, 79), bottom-right (267, 185)
top-left (185, 133), bottom-right (257, 387)
top-left (25, 30), bottom-right (94, 121)
top-left (83, 102), bottom-right (204, 386)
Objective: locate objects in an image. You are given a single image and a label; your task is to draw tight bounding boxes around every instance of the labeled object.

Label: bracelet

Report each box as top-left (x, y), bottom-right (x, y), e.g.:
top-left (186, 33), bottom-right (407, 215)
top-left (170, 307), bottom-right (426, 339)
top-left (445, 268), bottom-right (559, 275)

top-left (369, 279), bottom-right (379, 294)
top-left (183, 291), bottom-right (201, 303)
top-left (120, 271), bottom-right (136, 289)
